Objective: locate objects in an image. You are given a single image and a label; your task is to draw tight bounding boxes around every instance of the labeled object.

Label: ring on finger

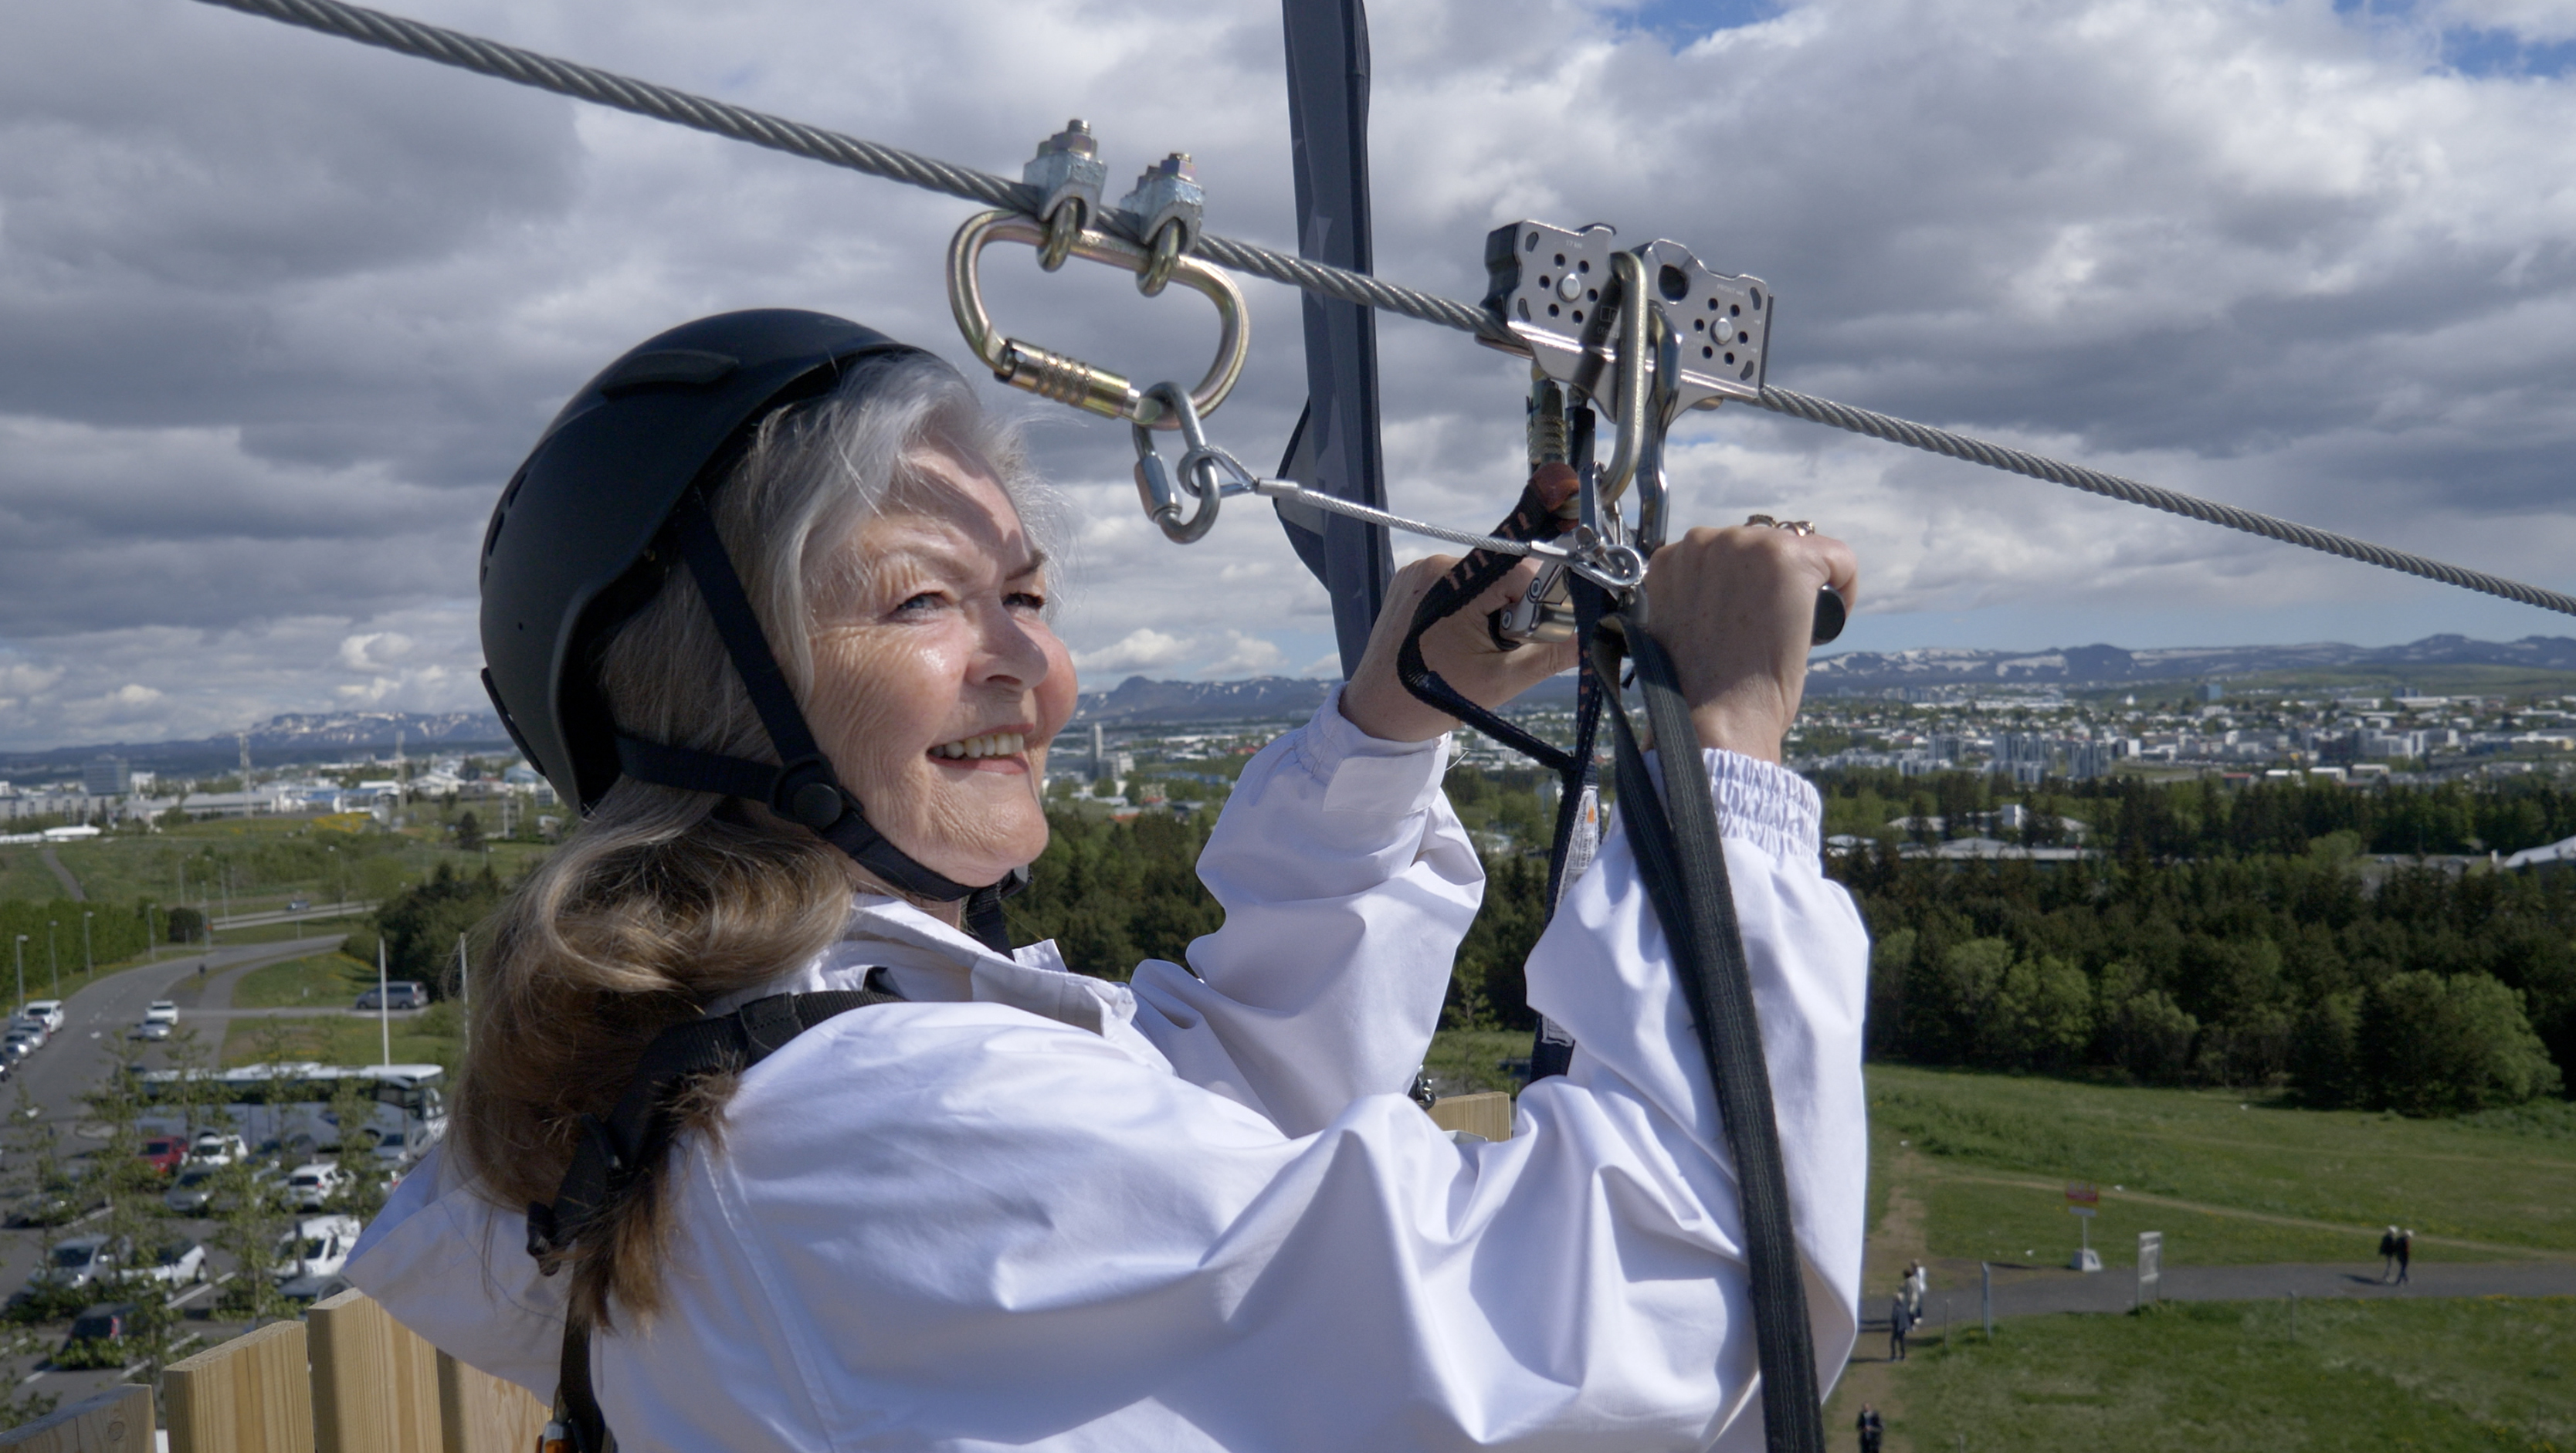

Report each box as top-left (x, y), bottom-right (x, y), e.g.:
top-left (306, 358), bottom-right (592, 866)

top-left (1744, 513), bottom-right (1818, 537)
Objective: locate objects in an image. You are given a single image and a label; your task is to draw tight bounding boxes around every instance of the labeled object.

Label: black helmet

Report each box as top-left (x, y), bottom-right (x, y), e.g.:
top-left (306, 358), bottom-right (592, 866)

top-left (479, 309), bottom-right (1022, 941)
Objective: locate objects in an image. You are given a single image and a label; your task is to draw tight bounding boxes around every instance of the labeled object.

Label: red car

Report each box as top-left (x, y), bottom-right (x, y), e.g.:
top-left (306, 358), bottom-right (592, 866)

top-left (137, 1137), bottom-right (188, 1176)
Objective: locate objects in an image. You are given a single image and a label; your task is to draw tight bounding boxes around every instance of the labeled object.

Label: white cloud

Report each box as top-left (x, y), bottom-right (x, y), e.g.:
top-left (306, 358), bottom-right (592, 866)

top-left (1073, 628), bottom-right (1196, 674)
top-left (0, 0), bottom-right (2571, 747)
top-left (1200, 631), bottom-right (1287, 677)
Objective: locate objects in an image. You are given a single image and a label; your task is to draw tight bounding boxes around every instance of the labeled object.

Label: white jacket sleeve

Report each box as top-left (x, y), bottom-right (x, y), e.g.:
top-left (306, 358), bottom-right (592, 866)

top-left (1128, 686), bottom-right (1483, 1136)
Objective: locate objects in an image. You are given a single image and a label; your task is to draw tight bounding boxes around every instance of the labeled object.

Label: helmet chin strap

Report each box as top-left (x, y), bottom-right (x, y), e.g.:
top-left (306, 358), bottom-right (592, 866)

top-left (608, 486), bottom-right (1025, 953)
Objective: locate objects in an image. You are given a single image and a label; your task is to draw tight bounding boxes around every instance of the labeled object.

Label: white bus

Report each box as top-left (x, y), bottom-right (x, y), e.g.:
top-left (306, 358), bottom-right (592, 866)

top-left (133, 1063), bottom-right (447, 1165)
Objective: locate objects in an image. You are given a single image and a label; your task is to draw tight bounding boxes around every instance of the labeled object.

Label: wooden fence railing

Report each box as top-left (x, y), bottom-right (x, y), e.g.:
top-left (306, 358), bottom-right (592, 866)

top-left (2, 1094), bottom-right (1513, 1451)
top-left (1, 1289), bottom-right (548, 1453)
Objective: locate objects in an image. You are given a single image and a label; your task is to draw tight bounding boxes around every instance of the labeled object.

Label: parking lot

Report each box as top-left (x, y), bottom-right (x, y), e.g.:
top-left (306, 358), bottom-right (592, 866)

top-left (0, 935), bottom-right (365, 1407)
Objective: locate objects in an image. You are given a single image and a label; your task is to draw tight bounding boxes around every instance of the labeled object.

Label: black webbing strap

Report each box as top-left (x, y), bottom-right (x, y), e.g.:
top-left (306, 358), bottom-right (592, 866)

top-left (1587, 613), bottom-right (1824, 1453)
top-left (529, 984), bottom-right (905, 1453)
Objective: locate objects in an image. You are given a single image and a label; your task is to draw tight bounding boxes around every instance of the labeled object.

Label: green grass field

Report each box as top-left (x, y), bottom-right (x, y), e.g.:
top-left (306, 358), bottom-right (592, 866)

top-left (1425, 1028), bottom-right (1530, 1096)
top-left (229, 951), bottom-right (375, 1009)
top-left (220, 1001), bottom-right (463, 1076)
top-left (1889, 1297), bottom-right (2575, 1452)
top-left (1871, 1065), bottom-right (2576, 1259)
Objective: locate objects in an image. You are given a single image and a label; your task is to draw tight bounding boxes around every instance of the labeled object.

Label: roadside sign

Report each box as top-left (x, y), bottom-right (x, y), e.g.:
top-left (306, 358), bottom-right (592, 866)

top-left (2069, 1207), bottom-right (2097, 1218)
top-left (2137, 1231), bottom-right (2163, 1308)
top-left (2065, 1180), bottom-right (2100, 1207)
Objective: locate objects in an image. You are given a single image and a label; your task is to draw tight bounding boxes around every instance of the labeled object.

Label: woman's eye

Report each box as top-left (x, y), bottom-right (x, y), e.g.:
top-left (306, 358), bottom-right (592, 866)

top-left (1005, 591), bottom-right (1047, 612)
top-left (894, 591), bottom-right (944, 614)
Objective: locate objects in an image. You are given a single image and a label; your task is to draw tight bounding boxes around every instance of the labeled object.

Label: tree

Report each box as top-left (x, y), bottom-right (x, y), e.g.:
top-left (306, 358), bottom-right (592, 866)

top-left (165, 906), bottom-right (204, 945)
top-left (372, 862), bottom-right (507, 995)
top-left (452, 811), bottom-right (484, 853)
top-left (2358, 971), bottom-right (2563, 1116)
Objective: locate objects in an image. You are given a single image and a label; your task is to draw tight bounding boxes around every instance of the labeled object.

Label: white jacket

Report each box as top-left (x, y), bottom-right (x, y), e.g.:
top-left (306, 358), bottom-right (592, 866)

top-left (348, 693), bottom-right (1869, 1451)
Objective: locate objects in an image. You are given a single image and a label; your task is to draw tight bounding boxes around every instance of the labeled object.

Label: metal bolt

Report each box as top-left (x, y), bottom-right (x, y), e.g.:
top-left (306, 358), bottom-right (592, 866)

top-left (1035, 118), bottom-right (1096, 160)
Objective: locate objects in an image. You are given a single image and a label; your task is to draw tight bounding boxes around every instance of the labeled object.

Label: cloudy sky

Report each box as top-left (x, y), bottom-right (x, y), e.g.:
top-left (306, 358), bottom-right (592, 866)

top-left (2, 0), bottom-right (2573, 750)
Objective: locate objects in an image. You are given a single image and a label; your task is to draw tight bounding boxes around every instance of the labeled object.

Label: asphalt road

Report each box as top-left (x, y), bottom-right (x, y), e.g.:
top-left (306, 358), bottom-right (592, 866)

top-left (1, 936), bottom-right (345, 1409)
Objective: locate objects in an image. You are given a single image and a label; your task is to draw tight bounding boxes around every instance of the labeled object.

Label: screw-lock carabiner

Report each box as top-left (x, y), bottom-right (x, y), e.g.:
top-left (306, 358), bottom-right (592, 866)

top-left (947, 208), bottom-right (1249, 428)
top-left (1130, 382), bottom-right (1226, 543)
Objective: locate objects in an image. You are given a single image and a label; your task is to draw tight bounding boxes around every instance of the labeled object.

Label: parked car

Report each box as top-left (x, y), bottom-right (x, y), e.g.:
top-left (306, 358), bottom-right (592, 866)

top-left (128, 1020), bottom-right (171, 1042)
top-left (23, 1000), bottom-right (64, 1031)
top-left (6, 1017), bottom-right (46, 1045)
top-left (188, 1130), bottom-right (249, 1166)
top-left (137, 1136), bottom-right (188, 1176)
top-left (2, 1032), bottom-right (40, 1061)
top-left (284, 1160), bottom-right (347, 1211)
top-left (353, 981), bottom-right (429, 1011)
top-left (273, 1215), bottom-right (362, 1300)
top-left (203, 1165), bottom-right (283, 1217)
top-left (56, 1302), bottom-right (142, 1368)
top-left (143, 1001), bottom-right (179, 1026)
top-left (8, 1180), bottom-right (103, 1228)
top-left (164, 1167), bottom-right (222, 1215)
top-left (30, 1235), bottom-right (128, 1292)
top-left (137, 1239), bottom-right (208, 1288)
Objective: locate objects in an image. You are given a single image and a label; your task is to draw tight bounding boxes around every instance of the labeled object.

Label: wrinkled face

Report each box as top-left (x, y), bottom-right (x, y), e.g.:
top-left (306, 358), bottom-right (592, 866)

top-left (804, 448), bottom-right (1076, 893)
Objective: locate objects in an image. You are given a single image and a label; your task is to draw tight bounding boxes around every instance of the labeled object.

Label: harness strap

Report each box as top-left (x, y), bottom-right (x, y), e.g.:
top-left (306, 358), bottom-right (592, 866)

top-left (528, 983), bottom-right (907, 1453)
top-left (1588, 614), bottom-right (1825, 1453)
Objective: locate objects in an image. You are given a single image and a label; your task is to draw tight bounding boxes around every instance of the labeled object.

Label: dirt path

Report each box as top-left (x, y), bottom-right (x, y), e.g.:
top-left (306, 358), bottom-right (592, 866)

top-left (39, 845), bottom-right (84, 901)
top-left (1825, 1146), bottom-right (1934, 1453)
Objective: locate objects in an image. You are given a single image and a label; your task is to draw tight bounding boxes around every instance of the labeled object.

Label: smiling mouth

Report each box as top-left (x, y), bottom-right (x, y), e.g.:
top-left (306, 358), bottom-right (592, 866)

top-left (930, 730), bottom-right (1028, 761)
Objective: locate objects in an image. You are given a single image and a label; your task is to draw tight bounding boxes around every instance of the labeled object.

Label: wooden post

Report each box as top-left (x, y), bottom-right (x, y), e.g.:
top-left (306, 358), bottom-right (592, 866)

top-left (165, 1318), bottom-right (314, 1453)
top-left (0, 1384), bottom-right (153, 1451)
top-left (1426, 1091), bottom-right (1514, 1142)
top-left (309, 1289), bottom-right (442, 1453)
top-left (436, 1352), bottom-right (551, 1453)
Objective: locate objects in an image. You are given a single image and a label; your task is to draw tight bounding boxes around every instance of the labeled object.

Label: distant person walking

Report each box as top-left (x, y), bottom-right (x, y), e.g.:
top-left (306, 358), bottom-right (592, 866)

top-left (2378, 1225), bottom-right (2400, 1282)
top-left (1857, 1403), bottom-right (1885, 1453)
top-left (2396, 1228), bottom-right (2414, 1285)
top-left (1889, 1291), bottom-right (1914, 1361)
top-left (1905, 1260), bottom-right (1928, 1318)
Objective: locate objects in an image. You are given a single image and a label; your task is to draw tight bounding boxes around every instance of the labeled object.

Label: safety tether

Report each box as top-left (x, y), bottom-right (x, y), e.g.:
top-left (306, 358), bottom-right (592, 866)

top-left (193, 0), bottom-right (2576, 620)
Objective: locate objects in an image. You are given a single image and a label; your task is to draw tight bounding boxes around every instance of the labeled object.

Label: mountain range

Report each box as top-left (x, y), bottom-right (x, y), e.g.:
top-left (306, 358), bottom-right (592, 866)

top-left (1803, 634), bottom-right (2576, 690)
top-left (0, 710), bottom-right (517, 780)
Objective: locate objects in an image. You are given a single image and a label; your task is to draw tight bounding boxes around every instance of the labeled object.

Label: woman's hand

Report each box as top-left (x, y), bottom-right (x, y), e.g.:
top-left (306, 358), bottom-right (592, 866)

top-left (1340, 469), bottom-right (1585, 742)
top-left (1643, 523), bottom-right (1859, 763)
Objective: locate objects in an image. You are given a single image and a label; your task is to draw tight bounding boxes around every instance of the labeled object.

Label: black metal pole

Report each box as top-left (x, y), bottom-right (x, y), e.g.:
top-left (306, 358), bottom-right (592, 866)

top-left (1278, 0), bottom-right (1390, 677)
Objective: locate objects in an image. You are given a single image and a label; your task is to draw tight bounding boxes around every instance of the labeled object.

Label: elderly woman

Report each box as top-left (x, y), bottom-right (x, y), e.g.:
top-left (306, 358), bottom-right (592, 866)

top-left (348, 310), bottom-right (1870, 1451)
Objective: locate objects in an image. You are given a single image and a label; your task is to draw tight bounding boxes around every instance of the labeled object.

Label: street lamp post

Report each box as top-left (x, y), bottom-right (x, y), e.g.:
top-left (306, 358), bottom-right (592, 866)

top-left (80, 911), bottom-right (91, 981)
top-left (46, 921), bottom-right (57, 999)
top-left (12, 936), bottom-right (22, 1014)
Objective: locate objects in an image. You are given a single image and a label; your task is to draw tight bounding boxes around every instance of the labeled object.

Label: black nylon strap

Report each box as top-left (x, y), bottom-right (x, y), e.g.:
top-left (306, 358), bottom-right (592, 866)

top-left (1588, 615), bottom-right (1824, 1453)
top-left (534, 984), bottom-right (904, 1453)
top-left (665, 488), bottom-right (829, 771)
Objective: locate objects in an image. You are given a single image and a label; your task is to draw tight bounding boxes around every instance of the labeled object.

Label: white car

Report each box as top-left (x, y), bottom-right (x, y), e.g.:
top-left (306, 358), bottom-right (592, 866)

top-left (273, 1215), bottom-right (362, 1299)
top-left (138, 1238), bottom-right (208, 1288)
top-left (30, 1235), bottom-right (127, 1291)
top-left (188, 1131), bottom-right (249, 1167)
top-left (283, 1160), bottom-right (347, 1211)
top-left (128, 1021), bottom-right (172, 1042)
top-left (143, 1001), bottom-right (179, 1026)
top-left (22, 1001), bottom-right (63, 1032)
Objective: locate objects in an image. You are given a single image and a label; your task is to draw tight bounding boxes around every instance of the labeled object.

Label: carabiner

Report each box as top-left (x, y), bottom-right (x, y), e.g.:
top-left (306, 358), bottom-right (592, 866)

top-left (947, 209), bottom-right (1249, 428)
top-left (1130, 383), bottom-right (1223, 543)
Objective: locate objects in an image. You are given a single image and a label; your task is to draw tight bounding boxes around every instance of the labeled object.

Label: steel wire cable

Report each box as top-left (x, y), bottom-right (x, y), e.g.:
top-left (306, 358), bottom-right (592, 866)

top-left (197, 0), bottom-right (2576, 621)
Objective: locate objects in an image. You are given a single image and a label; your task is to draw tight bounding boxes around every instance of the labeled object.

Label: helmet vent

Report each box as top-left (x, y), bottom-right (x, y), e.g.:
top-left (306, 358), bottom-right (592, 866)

top-left (600, 349), bottom-right (740, 396)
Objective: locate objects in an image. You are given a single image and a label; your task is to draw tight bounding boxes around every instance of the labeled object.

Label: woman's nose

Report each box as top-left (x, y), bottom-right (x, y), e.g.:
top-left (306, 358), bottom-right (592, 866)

top-left (969, 601), bottom-right (1051, 686)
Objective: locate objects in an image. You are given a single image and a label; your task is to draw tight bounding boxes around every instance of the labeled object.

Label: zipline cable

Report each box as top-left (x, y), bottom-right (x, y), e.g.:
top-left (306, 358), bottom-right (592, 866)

top-left (194, 0), bottom-right (2576, 622)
